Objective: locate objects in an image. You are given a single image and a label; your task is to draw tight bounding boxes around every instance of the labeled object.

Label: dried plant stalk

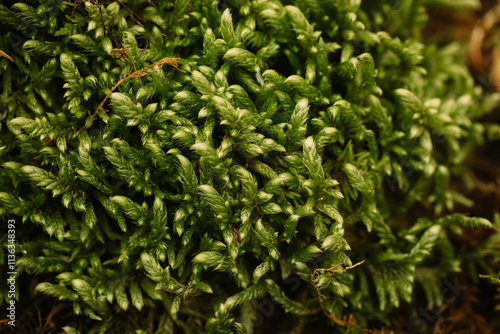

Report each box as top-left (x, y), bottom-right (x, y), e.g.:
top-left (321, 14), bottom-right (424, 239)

top-left (311, 260), bottom-right (387, 333)
top-left (72, 57), bottom-right (183, 139)
top-left (0, 50), bottom-right (13, 62)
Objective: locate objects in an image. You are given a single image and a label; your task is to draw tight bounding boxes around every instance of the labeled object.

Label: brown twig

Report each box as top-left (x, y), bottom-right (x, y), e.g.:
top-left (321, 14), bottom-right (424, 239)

top-left (110, 16), bottom-right (120, 47)
top-left (41, 303), bottom-right (66, 333)
top-left (0, 318), bottom-right (15, 333)
top-left (70, 0), bottom-right (83, 18)
top-left (311, 260), bottom-right (387, 333)
top-left (109, 17), bottom-right (134, 69)
top-left (137, 36), bottom-right (151, 54)
top-left (0, 50), bottom-right (13, 62)
top-left (36, 305), bottom-right (42, 333)
top-left (143, 0), bottom-right (156, 8)
top-left (91, 0), bottom-right (108, 36)
top-left (151, 33), bottom-right (171, 44)
top-left (118, 1), bottom-right (147, 27)
top-left (72, 57), bottom-right (184, 140)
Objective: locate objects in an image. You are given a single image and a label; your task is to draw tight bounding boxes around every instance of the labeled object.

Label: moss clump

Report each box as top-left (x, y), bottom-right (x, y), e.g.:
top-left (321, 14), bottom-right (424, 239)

top-left (0, 1), bottom-right (498, 333)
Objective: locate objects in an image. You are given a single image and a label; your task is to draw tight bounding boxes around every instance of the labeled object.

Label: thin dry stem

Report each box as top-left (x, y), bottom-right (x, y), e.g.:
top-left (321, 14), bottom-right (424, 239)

top-left (118, 1), bottom-right (147, 27)
top-left (143, 0), bottom-right (156, 8)
top-left (72, 57), bottom-right (184, 140)
top-left (311, 260), bottom-right (387, 333)
top-left (0, 50), bottom-right (13, 62)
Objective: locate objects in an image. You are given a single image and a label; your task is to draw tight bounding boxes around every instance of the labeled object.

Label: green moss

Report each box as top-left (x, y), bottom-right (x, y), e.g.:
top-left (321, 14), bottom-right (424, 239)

top-left (0, 0), bottom-right (498, 333)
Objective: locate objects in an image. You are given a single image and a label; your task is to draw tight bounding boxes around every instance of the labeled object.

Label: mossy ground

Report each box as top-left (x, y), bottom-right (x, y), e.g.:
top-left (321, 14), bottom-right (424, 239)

top-left (1, 1), bottom-right (500, 333)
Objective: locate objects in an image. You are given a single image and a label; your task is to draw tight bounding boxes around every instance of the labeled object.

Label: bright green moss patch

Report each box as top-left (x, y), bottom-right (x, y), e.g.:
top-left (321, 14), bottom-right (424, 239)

top-left (0, 1), bottom-right (499, 333)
